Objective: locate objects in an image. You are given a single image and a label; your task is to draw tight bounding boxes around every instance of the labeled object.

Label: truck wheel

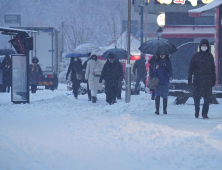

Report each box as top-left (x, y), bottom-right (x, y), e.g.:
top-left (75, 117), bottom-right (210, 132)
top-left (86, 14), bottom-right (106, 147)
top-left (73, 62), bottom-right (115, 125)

top-left (50, 85), bottom-right (55, 91)
top-left (54, 75), bottom-right (58, 89)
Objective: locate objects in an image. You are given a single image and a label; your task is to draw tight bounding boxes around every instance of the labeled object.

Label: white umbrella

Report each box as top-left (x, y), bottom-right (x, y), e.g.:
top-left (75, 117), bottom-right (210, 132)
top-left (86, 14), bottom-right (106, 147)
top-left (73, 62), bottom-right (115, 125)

top-left (74, 43), bottom-right (100, 54)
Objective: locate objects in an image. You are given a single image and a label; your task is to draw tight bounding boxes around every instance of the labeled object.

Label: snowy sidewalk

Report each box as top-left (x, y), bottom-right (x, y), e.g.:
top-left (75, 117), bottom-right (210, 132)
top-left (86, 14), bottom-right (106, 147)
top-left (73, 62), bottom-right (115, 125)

top-left (0, 84), bottom-right (222, 170)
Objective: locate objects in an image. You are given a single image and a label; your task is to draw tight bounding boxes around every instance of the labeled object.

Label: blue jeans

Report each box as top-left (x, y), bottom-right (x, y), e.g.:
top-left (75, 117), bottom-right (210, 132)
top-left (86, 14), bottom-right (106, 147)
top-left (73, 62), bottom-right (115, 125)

top-left (155, 83), bottom-right (169, 99)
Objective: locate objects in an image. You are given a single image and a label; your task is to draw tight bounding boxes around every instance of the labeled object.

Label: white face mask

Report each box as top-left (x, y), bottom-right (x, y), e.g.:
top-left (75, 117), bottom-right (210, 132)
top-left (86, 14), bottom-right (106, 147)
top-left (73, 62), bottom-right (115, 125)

top-left (74, 58), bottom-right (78, 61)
top-left (201, 46), bottom-right (208, 52)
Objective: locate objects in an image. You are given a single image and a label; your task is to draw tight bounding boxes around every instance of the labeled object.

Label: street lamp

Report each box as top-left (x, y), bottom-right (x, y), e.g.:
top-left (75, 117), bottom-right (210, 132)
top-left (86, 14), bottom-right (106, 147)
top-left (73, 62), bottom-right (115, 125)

top-left (144, 0), bottom-right (150, 5)
top-left (156, 27), bottom-right (163, 38)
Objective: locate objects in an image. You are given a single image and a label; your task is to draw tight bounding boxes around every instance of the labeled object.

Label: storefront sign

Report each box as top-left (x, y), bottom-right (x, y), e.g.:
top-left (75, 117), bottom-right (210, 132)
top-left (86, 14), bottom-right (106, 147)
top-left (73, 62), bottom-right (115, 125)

top-left (157, 13), bottom-right (165, 27)
top-left (156, 0), bottom-right (213, 6)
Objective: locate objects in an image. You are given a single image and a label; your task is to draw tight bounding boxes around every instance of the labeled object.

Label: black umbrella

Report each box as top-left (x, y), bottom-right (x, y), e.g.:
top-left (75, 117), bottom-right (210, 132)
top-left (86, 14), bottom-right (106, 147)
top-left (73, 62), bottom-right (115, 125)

top-left (102, 48), bottom-right (128, 59)
top-left (0, 48), bottom-right (16, 55)
top-left (138, 38), bottom-right (177, 55)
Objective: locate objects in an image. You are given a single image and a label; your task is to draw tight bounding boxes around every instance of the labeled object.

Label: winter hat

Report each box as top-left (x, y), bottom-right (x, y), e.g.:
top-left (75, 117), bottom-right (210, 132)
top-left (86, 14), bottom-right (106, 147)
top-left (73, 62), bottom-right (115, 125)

top-left (32, 57), bottom-right (39, 63)
top-left (108, 53), bottom-right (115, 59)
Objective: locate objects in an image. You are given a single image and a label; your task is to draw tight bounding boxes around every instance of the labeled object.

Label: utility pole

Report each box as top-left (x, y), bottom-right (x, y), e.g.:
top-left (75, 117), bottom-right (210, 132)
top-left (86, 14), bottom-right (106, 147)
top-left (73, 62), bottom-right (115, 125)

top-left (139, 5), bottom-right (144, 46)
top-left (125, 0), bottom-right (131, 103)
top-left (145, 3), bottom-right (148, 42)
top-left (62, 21), bottom-right (65, 53)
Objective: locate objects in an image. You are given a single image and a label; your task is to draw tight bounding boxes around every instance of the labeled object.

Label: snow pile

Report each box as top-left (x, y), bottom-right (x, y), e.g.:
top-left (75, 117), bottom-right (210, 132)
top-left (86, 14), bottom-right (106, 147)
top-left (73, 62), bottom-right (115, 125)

top-left (1, 86), bottom-right (222, 170)
top-left (209, 124), bottom-right (222, 140)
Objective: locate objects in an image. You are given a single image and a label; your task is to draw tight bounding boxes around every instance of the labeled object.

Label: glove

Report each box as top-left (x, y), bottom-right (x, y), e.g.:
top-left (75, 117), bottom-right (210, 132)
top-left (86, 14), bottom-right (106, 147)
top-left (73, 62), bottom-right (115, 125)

top-left (188, 78), bottom-right (192, 85)
top-left (99, 79), bottom-right (102, 83)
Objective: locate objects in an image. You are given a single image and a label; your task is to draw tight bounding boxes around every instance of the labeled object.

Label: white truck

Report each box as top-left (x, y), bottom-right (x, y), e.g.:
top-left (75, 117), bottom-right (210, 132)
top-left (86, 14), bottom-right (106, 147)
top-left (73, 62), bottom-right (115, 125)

top-left (14, 27), bottom-right (61, 90)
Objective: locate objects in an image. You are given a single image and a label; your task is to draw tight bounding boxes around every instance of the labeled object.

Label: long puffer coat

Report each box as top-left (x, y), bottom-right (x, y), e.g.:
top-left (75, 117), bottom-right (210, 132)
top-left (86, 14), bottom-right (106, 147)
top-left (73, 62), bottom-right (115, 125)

top-left (188, 39), bottom-right (216, 97)
top-left (66, 58), bottom-right (82, 81)
top-left (29, 63), bottom-right (43, 85)
top-left (99, 60), bottom-right (123, 89)
top-left (85, 58), bottom-right (104, 91)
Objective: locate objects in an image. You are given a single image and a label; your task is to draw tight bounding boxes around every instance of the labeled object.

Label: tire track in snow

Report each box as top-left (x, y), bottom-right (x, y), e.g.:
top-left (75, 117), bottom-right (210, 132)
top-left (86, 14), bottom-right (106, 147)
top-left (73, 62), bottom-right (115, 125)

top-left (0, 135), bottom-right (49, 170)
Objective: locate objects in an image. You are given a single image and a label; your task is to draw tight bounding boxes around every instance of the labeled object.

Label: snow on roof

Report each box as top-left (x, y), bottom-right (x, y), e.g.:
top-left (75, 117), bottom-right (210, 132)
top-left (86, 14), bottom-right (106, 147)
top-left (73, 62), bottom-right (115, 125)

top-left (189, 0), bottom-right (222, 15)
top-left (163, 26), bottom-right (215, 34)
top-left (0, 27), bottom-right (37, 36)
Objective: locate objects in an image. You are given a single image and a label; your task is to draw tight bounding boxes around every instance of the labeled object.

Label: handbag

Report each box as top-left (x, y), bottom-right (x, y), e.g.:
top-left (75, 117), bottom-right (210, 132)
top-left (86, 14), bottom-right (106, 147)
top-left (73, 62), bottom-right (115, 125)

top-left (147, 77), bottom-right (160, 89)
top-left (76, 72), bottom-right (83, 80)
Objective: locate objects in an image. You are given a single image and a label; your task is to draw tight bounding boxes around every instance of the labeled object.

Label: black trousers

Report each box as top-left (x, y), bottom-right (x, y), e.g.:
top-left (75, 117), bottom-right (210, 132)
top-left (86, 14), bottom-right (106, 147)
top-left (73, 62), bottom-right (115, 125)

top-left (31, 85), bottom-right (37, 93)
top-left (106, 84), bottom-right (118, 104)
top-left (2, 84), bottom-right (11, 93)
top-left (72, 80), bottom-right (80, 98)
top-left (87, 81), bottom-right (91, 99)
top-left (116, 87), bottom-right (122, 99)
top-left (194, 96), bottom-right (210, 115)
top-left (135, 75), bottom-right (146, 94)
top-left (151, 89), bottom-right (156, 99)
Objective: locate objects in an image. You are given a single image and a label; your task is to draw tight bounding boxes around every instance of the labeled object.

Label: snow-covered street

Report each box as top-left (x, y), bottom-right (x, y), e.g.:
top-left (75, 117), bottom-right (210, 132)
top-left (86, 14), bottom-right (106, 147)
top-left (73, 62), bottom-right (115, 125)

top-left (1, 84), bottom-right (222, 170)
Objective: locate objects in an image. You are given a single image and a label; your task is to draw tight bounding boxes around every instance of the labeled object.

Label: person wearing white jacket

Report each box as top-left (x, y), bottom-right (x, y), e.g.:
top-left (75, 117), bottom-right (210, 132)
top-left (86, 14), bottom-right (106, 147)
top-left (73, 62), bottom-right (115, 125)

top-left (85, 53), bottom-right (104, 103)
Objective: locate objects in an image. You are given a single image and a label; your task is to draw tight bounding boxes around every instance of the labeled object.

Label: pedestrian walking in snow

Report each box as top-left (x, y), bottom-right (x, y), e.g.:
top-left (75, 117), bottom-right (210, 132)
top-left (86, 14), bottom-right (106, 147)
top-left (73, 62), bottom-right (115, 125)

top-left (29, 57), bottom-right (43, 93)
top-left (148, 55), bottom-right (157, 100)
top-left (99, 54), bottom-right (123, 105)
top-left (153, 55), bottom-right (173, 115)
top-left (188, 39), bottom-right (216, 119)
top-left (66, 57), bottom-right (83, 99)
top-left (116, 59), bottom-right (123, 100)
top-left (82, 53), bottom-right (92, 101)
top-left (0, 62), bottom-right (3, 92)
top-left (133, 54), bottom-right (147, 94)
top-left (1, 55), bottom-right (12, 93)
top-left (85, 53), bottom-right (104, 103)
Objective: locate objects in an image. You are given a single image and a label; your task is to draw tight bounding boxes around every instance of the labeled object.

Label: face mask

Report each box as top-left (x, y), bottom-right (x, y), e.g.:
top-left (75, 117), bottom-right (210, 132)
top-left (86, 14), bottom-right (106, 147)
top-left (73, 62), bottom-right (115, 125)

top-left (74, 58), bottom-right (78, 61)
top-left (33, 60), bottom-right (38, 63)
top-left (109, 59), bottom-right (114, 63)
top-left (201, 46), bottom-right (208, 52)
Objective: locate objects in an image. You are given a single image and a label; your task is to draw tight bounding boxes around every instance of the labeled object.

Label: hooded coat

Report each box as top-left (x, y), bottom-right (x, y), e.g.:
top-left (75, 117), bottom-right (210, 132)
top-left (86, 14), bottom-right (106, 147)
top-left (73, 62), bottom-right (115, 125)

top-left (29, 57), bottom-right (43, 85)
top-left (85, 54), bottom-right (104, 91)
top-left (188, 39), bottom-right (216, 97)
top-left (66, 58), bottom-right (82, 81)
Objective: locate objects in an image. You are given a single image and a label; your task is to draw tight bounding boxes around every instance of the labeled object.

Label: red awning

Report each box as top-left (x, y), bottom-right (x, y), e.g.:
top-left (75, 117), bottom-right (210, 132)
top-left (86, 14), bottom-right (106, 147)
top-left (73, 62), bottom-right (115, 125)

top-left (188, 0), bottom-right (222, 17)
top-left (162, 26), bottom-right (215, 38)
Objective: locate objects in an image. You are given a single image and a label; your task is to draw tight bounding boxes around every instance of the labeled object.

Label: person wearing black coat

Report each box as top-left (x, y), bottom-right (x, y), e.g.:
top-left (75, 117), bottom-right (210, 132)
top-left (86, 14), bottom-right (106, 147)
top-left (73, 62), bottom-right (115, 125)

top-left (99, 54), bottom-right (123, 105)
top-left (188, 39), bottom-right (216, 119)
top-left (66, 57), bottom-right (82, 99)
top-left (1, 55), bottom-right (12, 93)
top-left (29, 57), bottom-right (43, 93)
top-left (133, 54), bottom-right (147, 94)
top-left (82, 53), bottom-right (91, 101)
top-left (148, 55), bottom-right (157, 100)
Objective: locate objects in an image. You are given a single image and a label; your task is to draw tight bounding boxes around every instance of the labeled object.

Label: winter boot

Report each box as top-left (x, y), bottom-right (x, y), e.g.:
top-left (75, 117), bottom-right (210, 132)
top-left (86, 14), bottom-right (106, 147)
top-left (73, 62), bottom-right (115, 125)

top-left (155, 96), bottom-right (160, 115)
top-left (202, 114), bottom-right (209, 119)
top-left (92, 96), bottom-right (96, 103)
top-left (163, 98), bottom-right (167, 114)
